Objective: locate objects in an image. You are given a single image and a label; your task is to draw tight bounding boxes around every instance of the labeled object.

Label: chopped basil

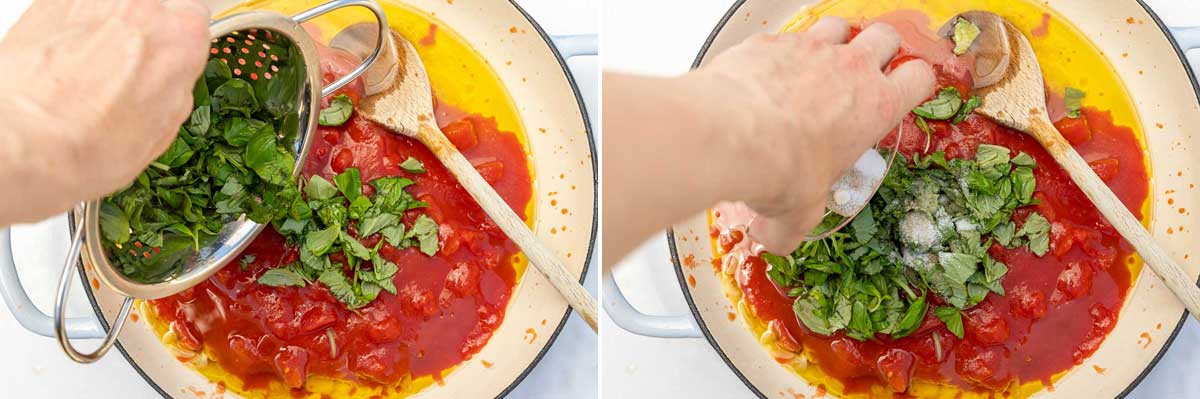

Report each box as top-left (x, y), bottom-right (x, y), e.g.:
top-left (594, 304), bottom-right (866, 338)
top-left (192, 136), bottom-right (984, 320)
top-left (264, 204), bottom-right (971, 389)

top-left (934, 306), bottom-right (965, 338)
top-left (772, 146), bottom-right (1048, 340)
top-left (913, 87), bottom-right (964, 120)
top-left (400, 157), bottom-right (426, 174)
top-left (257, 267), bottom-right (307, 287)
top-left (1065, 87), bottom-right (1086, 118)
top-left (318, 94), bottom-right (354, 126)
top-left (101, 40), bottom-right (304, 284)
top-left (952, 18), bottom-right (981, 56)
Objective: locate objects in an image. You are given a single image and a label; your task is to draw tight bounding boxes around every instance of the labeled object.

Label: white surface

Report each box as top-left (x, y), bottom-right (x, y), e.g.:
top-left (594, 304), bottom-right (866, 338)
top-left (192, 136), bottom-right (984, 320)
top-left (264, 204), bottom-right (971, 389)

top-left (0, 0), bottom-right (598, 398)
top-left (600, 0), bottom-right (1200, 398)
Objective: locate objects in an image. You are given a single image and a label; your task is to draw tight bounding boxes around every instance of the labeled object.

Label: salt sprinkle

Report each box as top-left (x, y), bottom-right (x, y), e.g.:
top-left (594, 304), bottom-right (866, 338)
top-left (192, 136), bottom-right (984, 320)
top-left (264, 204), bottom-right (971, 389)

top-left (827, 150), bottom-right (888, 217)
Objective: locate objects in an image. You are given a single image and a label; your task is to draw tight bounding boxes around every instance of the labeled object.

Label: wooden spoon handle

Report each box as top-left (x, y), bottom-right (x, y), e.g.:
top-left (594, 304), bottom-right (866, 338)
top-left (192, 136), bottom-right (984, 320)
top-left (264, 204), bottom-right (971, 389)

top-left (1031, 119), bottom-right (1200, 319)
top-left (416, 123), bottom-right (598, 331)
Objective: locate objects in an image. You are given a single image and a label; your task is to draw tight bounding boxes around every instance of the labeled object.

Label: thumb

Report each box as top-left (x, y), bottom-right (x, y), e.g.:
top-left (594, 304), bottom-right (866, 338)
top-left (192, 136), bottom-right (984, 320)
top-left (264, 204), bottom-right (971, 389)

top-left (747, 206), bottom-right (826, 255)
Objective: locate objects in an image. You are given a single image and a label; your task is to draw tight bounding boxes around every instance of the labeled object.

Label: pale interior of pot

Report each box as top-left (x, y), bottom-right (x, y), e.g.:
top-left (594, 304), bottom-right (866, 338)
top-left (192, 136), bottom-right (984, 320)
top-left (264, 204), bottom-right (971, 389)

top-left (674, 0), bottom-right (1200, 397)
top-left (81, 1), bottom-right (595, 398)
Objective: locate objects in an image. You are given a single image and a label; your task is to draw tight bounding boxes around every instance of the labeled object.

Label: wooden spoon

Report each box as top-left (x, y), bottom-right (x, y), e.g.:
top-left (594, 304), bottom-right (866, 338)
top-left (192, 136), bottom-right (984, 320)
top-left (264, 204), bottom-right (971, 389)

top-left (958, 12), bottom-right (1200, 319)
top-left (357, 31), bottom-right (598, 331)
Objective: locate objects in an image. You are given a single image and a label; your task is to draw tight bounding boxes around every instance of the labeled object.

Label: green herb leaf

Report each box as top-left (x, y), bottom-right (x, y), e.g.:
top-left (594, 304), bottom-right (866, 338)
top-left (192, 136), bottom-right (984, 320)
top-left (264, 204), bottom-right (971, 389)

top-left (938, 252), bottom-right (979, 285)
top-left (399, 157), bottom-right (426, 174)
top-left (305, 175), bottom-right (339, 201)
top-left (339, 231), bottom-right (371, 260)
top-left (306, 225), bottom-right (340, 256)
top-left (99, 201), bottom-right (131, 244)
top-left (934, 306), bottom-right (965, 338)
top-left (212, 78), bottom-right (259, 117)
top-left (953, 96), bottom-right (982, 124)
top-left (359, 212), bottom-right (400, 238)
top-left (913, 87), bottom-right (963, 120)
top-left (1065, 87), bottom-right (1086, 119)
top-left (319, 94), bottom-right (354, 126)
top-left (409, 214), bottom-right (440, 256)
top-left (952, 18), bottom-right (981, 56)
top-left (257, 268), bottom-right (307, 287)
top-left (334, 168), bottom-right (362, 202)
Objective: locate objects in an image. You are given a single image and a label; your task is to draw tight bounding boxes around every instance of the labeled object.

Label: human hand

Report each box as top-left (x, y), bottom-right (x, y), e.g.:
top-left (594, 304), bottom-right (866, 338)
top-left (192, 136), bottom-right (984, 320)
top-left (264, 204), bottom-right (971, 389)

top-left (691, 17), bottom-right (936, 254)
top-left (0, 0), bottom-right (210, 225)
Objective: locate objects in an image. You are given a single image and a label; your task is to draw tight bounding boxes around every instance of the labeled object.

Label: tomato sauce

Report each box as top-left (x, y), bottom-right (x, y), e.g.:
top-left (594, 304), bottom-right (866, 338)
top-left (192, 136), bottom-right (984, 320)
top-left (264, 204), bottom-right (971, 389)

top-left (721, 17), bottom-right (1149, 398)
top-left (148, 47), bottom-right (533, 393)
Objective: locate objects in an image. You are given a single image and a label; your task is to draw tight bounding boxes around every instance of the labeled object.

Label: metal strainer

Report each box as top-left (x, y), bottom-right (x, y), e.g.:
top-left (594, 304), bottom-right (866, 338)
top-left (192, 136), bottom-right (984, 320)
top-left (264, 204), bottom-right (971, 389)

top-left (1, 0), bottom-right (387, 363)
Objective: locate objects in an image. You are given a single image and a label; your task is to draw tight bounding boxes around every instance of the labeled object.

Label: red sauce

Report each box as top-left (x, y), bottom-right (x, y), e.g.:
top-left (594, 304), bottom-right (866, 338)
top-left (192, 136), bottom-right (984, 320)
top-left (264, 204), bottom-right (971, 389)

top-left (725, 17), bottom-right (1149, 396)
top-left (149, 47), bottom-right (532, 392)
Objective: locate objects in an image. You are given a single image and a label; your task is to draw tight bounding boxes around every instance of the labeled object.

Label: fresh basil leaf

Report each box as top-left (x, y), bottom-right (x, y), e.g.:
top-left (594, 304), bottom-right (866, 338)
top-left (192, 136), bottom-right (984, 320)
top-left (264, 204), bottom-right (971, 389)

top-left (348, 196), bottom-right (372, 221)
top-left (380, 225), bottom-right (407, 247)
top-left (794, 294), bottom-right (836, 336)
top-left (1065, 87), bottom-right (1086, 119)
top-left (306, 225), bottom-right (340, 256)
top-left (1011, 152), bottom-right (1036, 167)
top-left (938, 252), bottom-right (978, 285)
top-left (186, 106), bottom-right (212, 136)
top-left (913, 87), bottom-right (963, 120)
top-left (359, 212), bottom-right (400, 238)
top-left (316, 201), bottom-right (348, 227)
top-left (891, 295), bottom-right (927, 339)
top-left (257, 268), bottom-right (307, 287)
top-left (212, 78), bottom-right (259, 117)
top-left (263, 48), bottom-right (301, 118)
top-left (99, 201), bottom-right (131, 244)
top-left (305, 175), bottom-right (339, 201)
top-left (223, 117), bottom-right (272, 147)
top-left (952, 18), bottom-right (981, 56)
top-left (399, 157), bottom-right (426, 174)
top-left (934, 306), bottom-right (965, 338)
top-left (156, 137), bottom-right (195, 168)
top-left (334, 168), bottom-right (362, 202)
top-left (409, 214), bottom-right (440, 256)
top-left (244, 130), bottom-right (292, 186)
top-left (763, 252), bottom-right (798, 287)
top-left (1028, 233), bottom-right (1050, 256)
top-left (339, 231), bottom-right (371, 260)
top-left (849, 206), bottom-right (878, 244)
top-left (319, 94), bottom-right (354, 126)
top-left (318, 268), bottom-right (363, 308)
top-left (992, 222), bottom-right (1016, 247)
top-left (953, 96), bottom-right (982, 124)
top-left (192, 75), bottom-right (210, 107)
top-left (983, 258), bottom-right (1008, 284)
top-left (974, 144), bottom-right (1011, 170)
top-left (1011, 166), bottom-right (1037, 204)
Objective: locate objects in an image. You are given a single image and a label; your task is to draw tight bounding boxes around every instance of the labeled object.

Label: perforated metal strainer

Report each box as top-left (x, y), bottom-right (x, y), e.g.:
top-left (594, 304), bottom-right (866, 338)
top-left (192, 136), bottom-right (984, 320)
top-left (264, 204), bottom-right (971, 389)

top-left (32, 0), bottom-right (386, 363)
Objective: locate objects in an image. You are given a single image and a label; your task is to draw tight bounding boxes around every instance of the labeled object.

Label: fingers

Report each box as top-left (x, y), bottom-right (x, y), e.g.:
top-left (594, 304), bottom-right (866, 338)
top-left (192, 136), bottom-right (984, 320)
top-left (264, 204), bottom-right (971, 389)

top-left (806, 17), bottom-right (852, 44)
top-left (886, 59), bottom-right (937, 116)
top-left (161, 0), bottom-right (210, 21)
top-left (748, 207), bottom-right (825, 255)
top-left (849, 23), bottom-right (901, 70)
top-left (162, 0), bottom-right (212, 81)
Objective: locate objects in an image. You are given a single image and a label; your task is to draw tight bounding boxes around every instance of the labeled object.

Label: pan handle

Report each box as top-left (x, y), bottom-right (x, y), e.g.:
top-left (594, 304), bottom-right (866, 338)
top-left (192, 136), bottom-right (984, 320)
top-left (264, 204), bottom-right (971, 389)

top-left (1170, 26), bottom-right (1200, 51)
top-left (550, 34), bottom-right (599, 130)
top-left (603, 266), bottom-right (702, 339)
top-left (292, 0), bottom-right (389, 97)
top-left (0, 221), bottom-right (106, 339)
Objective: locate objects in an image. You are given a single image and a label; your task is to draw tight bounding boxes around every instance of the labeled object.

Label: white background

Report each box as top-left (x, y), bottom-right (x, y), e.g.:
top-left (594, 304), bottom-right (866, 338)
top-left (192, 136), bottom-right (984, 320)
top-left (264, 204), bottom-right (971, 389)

top-left (0, 0), bottom-right (598, 398)
top-left (601, 0), bottom-right (1200, 398)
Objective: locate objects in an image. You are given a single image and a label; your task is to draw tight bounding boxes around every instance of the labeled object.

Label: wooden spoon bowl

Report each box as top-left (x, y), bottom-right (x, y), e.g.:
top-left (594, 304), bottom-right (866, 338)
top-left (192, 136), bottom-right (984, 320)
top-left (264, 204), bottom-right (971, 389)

top-left (357, 31), bottom-right (599, 331)
top-left (958, 11), bottom-right (1200, 320)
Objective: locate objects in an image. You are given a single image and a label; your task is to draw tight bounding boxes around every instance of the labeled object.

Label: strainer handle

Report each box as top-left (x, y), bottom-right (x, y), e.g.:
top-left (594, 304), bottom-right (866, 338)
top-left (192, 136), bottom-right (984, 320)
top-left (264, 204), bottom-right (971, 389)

top-left (292, 0), bottom-right (389, 97)
top-left (52, 220), bottom-right (134, 363)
